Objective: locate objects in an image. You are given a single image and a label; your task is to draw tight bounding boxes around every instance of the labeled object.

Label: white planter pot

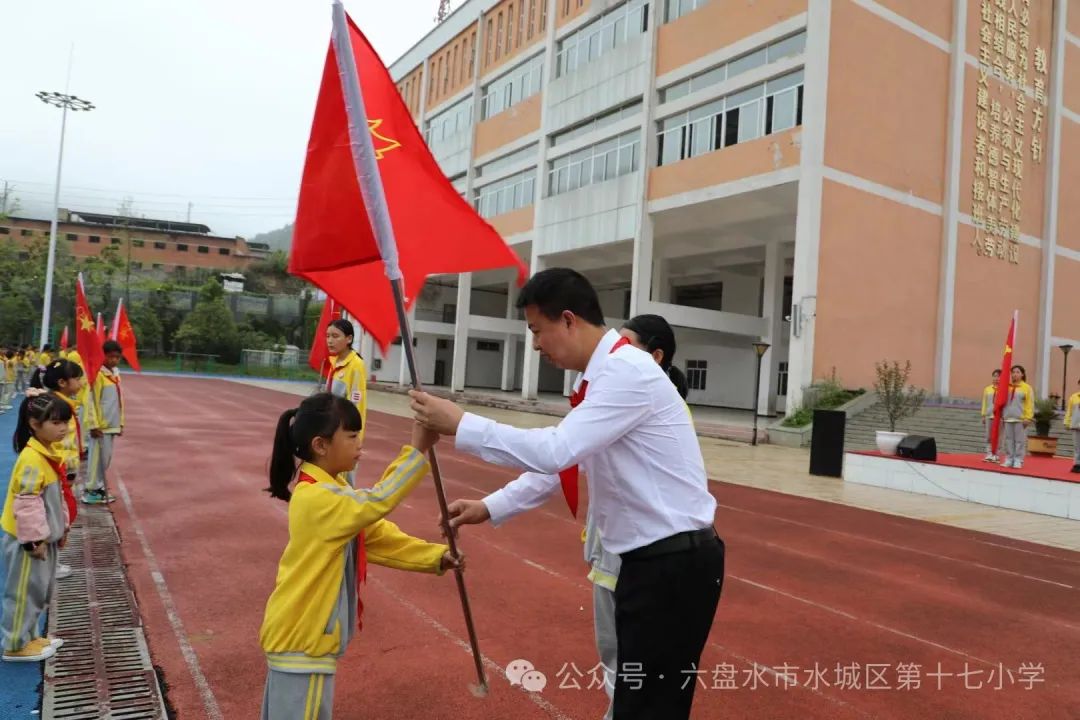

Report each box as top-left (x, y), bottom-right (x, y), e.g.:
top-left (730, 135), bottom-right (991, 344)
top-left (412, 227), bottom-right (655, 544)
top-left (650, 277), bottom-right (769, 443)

top-left (875, 431), bottom-right (908, 456)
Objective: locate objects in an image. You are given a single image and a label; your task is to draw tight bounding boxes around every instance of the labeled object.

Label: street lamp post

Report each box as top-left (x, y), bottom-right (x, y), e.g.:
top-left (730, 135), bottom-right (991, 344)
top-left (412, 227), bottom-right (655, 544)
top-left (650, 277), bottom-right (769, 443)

top-left (1061, 344), bottom-right (1074, 410)
top-left (751, 341), bottom-right (771, 446)
top-left (36, 90), bottom-right (94, 349)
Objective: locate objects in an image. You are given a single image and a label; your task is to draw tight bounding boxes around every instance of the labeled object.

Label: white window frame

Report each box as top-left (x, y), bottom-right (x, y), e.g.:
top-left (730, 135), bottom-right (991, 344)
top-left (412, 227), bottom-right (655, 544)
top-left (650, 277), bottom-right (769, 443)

top-left (547, 130), bottom-right (640, 196)
top-left (555, 0), bottom-right (648, 77)
top-left (480, 53), bottom-right (544, 120)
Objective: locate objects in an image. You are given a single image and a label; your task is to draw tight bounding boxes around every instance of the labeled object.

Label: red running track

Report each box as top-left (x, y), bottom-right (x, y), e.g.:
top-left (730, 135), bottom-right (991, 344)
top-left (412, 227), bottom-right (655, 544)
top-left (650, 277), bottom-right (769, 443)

top-left (107, 376), bottom-right (1080, 719)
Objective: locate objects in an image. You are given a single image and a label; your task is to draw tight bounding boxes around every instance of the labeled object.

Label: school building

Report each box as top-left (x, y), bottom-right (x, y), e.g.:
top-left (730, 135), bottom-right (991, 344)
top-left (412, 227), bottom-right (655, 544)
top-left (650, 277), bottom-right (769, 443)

top-left (0, 209), bottom-right (271, 275)
top-left (368, 0), bottom-right (1080, 414)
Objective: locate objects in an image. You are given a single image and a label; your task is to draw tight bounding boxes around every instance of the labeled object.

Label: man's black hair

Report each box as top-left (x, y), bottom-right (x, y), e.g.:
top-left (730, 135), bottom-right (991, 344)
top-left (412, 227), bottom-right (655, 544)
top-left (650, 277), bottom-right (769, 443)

top-left (515, 268), bottom-right (604, 326)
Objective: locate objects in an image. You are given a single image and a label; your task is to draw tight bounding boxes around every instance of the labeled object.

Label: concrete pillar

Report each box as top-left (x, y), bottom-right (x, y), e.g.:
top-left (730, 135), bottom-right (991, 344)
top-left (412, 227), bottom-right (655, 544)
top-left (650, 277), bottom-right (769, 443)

top-left (501, 280), bottom-right (520, 391)
top-left (521, 255), bottom-right (545, 400)
top-left (758, 239), bottom-right (784, 415)
top-left (451, 273), bottom-right (472, 392)
top-left (651, 256), bottom-right (671, 304)
top-left (629, 214), bottom-right (655, 318)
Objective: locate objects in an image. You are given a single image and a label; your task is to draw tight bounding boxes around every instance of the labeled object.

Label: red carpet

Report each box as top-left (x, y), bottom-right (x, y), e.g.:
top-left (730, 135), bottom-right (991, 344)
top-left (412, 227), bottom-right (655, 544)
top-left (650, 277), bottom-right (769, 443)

top-left (856, 451), bottom-right (1080, 484)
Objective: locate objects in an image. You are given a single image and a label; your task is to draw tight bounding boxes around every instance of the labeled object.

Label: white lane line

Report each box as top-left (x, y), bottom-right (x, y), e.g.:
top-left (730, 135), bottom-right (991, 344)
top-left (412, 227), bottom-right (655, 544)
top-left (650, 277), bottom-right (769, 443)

top-left (115, 469), bottom-right (224, 720)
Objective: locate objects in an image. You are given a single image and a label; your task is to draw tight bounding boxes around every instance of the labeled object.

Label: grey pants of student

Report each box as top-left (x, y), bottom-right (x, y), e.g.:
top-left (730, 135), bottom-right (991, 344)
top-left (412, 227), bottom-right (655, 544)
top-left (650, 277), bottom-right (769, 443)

top-left (983, 419), bottom-right (1002, 454)
top-left (1003, 422), bottom-right (1027, 462)
top-left (594, 585), bottom-right (617, 720)
top-left (261, 669), bottom-right (336, 720)
top-left (0, 534), bottom-right (56, 652)
top-left (1073, 429), bottom-right (1080, 465)
top-left (85, 434), bottom-right (115, 494)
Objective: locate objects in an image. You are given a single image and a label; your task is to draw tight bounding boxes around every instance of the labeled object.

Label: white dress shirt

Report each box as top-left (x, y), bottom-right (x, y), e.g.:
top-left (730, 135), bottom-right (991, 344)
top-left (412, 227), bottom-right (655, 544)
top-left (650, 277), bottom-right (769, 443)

top-left (455, 329), bottom-right (717, 555)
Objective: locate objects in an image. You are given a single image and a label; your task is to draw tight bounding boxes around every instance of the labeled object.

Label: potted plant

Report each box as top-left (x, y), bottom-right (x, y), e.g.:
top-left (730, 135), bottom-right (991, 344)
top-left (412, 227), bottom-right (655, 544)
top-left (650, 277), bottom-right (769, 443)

top-left (873, 360), bottom-right (927, 455)
top-left (1028, 398), bottom-right (1059, 456)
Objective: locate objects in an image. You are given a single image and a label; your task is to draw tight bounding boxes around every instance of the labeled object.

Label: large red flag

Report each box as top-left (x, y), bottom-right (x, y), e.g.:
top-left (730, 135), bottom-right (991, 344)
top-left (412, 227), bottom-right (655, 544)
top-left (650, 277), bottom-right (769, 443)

top-left (308, 297), bottom-right (341, 374)
top-left (112, 299), bottom-right (142, 372)
top-left (59, 325), bottom-right (69, 351)
top-left (990, 311), bottom-right (1018, 455)
top-left (74, 275), bottom-right (104, 384)
top-left (289, 14), bottom-right (527, 350)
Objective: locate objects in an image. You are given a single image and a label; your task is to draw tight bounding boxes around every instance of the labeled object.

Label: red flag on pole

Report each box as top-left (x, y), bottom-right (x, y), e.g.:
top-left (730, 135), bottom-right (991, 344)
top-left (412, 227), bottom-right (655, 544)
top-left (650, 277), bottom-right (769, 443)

top-left (74, 275), bottom-right (104, 385)
top-left (95, 313), bottom-right (106, 344)
top-left (112, 299), bottom-right (141, 372)
top-left (289, 13), bottom-right (527, 351)
top-left (59, 326), bottom-right (69, 351)
top-left (990, 311), bottom-right (1018, 455)
top-left (308, 297), bottom-right (341, 374)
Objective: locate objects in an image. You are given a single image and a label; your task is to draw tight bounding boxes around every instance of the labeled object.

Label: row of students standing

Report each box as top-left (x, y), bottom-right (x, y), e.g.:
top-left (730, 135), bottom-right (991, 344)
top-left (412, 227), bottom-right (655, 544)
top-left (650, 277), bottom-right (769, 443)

top-left (0, 345), bottom-right (50, 412)
top-left (0, 341), bottom-right (126, 664)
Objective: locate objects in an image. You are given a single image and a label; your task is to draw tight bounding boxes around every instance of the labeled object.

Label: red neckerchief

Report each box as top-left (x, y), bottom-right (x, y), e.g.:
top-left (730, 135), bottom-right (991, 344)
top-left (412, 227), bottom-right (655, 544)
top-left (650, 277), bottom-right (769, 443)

top-left (101, 370), bottom-right (123, 417)
top-left (557, 336), bottom-right (631, 517)
top-left (42, 455), bottom-right (76, 525)
top-left (297, 471), bottom-right (368, 629)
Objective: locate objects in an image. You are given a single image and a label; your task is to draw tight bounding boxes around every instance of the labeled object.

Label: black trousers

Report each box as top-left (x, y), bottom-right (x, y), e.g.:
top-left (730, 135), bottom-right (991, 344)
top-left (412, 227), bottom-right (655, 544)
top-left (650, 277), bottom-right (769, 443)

top-left (613, 532), bottom-right (725, 720)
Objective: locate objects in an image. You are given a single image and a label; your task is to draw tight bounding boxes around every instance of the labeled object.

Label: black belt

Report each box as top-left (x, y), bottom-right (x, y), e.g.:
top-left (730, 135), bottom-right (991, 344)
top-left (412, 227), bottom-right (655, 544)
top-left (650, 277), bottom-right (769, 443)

top-left (622, 528), bottom-right (719, 562)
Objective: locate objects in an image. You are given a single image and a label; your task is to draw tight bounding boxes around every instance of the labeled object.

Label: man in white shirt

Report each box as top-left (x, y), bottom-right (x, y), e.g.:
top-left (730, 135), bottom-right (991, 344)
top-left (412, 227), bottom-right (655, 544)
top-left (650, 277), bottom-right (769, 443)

top-left (410, 268), bottom-right (724, 719)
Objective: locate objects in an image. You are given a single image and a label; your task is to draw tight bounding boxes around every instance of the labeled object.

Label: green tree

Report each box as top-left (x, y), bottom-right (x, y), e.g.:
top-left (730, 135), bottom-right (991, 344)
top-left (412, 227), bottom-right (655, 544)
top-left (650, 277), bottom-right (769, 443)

top-left (173, 280), bottom-right (240, 362)
top-left (128, 303), bottom-right (164, 356)
top-left (0, 294), bottom-right (35, 344)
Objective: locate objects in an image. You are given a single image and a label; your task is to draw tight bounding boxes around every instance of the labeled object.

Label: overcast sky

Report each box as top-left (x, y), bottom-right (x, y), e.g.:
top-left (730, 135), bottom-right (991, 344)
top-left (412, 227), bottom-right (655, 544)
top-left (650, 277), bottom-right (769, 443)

top-left (1, 0), bottom-right (441, 238)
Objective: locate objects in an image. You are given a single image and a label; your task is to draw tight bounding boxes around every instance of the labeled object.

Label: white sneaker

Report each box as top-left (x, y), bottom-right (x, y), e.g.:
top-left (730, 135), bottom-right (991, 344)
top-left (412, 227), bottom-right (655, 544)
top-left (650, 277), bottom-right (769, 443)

top-left (983, 453), bottom-right (994, 462)
top-left (1015, 460), bottom-right (1024, 470)
top-left (1001, 458), bottom-right (1014, 468)
top-left (55, 564), bottom-right (72, 580)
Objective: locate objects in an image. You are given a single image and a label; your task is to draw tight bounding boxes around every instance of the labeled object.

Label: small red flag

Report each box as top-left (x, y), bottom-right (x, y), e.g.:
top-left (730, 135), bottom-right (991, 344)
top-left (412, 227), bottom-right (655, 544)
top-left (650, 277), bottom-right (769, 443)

top-left (74, 275), bottom-right (104, 384)
top-left (990, 311), bottom-right (1018, 455)
top-left (112, 300), bottom-right (141, 372)
top-left (308, 297), bottom-right (341, 374)
top-left (59, 326), bottom-right (69, 350)
top-left (289, 14), bottom-right (526, 351)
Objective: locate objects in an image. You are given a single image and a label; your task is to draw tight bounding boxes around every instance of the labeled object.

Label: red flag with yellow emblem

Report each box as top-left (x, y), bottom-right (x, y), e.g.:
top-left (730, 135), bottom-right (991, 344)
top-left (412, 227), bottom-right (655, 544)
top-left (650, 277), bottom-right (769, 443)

top-left (74, 274), bottom-right (104, 384)
top-left (289, 10), bottom-right (527, 351)
top-left (111, 298), bottom-right (141, 372)
top-left (990, 311), bottom-right (1018, 455)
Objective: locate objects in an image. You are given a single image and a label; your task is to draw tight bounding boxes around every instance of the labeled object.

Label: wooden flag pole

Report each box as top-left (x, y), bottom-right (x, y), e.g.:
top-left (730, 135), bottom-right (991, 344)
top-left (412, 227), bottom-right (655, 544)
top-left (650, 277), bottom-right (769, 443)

top-left (389, 278), bottom-right (488, 694)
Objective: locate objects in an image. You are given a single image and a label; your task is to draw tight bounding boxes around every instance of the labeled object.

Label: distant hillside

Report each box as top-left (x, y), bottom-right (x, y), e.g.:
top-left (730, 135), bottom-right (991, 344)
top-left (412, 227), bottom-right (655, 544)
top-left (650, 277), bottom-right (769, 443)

top-left (250, 223), bottom-right (293, 252)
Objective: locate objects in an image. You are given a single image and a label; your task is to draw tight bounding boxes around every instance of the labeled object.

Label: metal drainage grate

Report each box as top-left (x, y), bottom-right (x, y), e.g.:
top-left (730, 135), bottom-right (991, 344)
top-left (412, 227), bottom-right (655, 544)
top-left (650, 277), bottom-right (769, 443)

top-left (43, 505), bottom-right (168, 719)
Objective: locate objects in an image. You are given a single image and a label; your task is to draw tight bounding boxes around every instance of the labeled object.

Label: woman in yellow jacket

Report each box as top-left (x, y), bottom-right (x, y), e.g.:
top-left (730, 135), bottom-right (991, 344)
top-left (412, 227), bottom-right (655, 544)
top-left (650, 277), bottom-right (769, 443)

top-left (980, 369), bottom-right (1002, 462)
top-left (324, 320), bottom-right (368, 487)
top-left (1064, 379), bottom-right (1080, 473)
top-left (1001, 365), bottom-right (1034, 469)
top-left (258, 393), bottom-right (460, 720)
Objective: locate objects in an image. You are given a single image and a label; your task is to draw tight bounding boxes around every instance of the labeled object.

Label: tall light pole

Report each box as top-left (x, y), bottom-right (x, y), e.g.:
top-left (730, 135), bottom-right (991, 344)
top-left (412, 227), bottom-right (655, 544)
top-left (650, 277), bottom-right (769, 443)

top-left (36, 90), bottom-right (95, 349)
top-left (751, 341), bottom-right (771, 446)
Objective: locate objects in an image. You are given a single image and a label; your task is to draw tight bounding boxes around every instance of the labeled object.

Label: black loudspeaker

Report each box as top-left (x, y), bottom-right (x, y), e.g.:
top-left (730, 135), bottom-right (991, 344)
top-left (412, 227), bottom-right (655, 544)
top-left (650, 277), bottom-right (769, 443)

top-left (809, 409), bottom-right (845, 478)
top-left (897, 435), bottom-right (937, 461)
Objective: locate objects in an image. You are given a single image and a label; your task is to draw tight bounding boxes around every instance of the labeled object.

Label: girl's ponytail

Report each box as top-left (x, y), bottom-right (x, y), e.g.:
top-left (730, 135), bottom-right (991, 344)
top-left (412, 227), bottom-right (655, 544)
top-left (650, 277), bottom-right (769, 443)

top-left (667, 365), bottom-right (689, 400)
top-left (13, 396), bottom-right (34, 453)
top-left (29, 367), bottom-right (45, 390)
top-left (267, 408), bottom-right (299, 502)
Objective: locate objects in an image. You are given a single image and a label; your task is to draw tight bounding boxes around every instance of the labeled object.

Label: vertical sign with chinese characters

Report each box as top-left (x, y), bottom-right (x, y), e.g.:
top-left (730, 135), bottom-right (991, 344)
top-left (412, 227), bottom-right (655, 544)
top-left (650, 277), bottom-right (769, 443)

top-left (972, 0), bottom-right (1048, 265)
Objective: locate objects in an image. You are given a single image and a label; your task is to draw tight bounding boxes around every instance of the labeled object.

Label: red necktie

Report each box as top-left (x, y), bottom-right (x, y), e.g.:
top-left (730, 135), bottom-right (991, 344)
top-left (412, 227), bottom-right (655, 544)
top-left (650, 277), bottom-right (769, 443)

top-left (557, 337), bottom-right (630, 517)
top-left (298, 473), bottom-right (367, 628)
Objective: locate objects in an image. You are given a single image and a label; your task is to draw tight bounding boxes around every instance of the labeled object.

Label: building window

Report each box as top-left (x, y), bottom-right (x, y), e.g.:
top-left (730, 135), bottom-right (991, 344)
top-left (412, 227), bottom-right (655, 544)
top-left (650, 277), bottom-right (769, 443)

top-left (659, 32), bottom-right (806, 103)
top-left (658, 69), bottom-right (804, 166)
top-left (551, 101), bottom-right (642, 146)
top-left (686, 360), bottom-right (708, 391)
top-left (442, 304), bottom-right (457, 323)
top-left (547, 130), bottom-right (640, 196)
top-left (132, 239), bottom-right (145, 248)
top-left (777, 361), bottom-right (789, 397)
top-left (131, 261), bottom-right (143, 270)
top-left (21, 229), bottom-right (33, 237)
top-left (18, 252), bottom-right (29, 261)
top-left (474, 168), bottom-right (537, 218)
top-left (665, 0), bottom-right (709, 23)
top-left (154, 241), bottom-right (167, 250)
top-left (425, 95), bottom-right (474, 155)
top-left (89, 235), bottom-right (101, 244)
top-left (177, 243), bottom-right (188, 252)
top-left (66, 233), bottom-right (77, 242)
top-left (111, 237), bottom-right (122, 245)
top-left (152, 263), bottom-right (163, 269)
top-left (477, 340), bottom-right (501, 352)
top-left (480, 53), bottom-right (544, 119)
top-left (782, 276), bottom-right (793, 319)
top-left (475, 143), bottom-right (538, 178)
top-left (674, 282), bottom-right (722, 311)
top-left (0, 227), bottom-right (8, 234)
top-left (219, 248), bottom-right (230, 256)
top-left (197, 245), bottom-right (209, 254)
top-left (555, 0), bottom-right (648, 77)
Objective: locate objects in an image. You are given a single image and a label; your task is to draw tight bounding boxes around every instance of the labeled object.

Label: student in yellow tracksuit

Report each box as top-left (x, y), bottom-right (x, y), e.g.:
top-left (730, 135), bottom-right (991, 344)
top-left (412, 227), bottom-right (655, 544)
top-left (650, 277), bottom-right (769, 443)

top-left (62, 349), bottom-right (93, 469)
top-left (981, 369), bottom-right (1003, 462)
top-left (323, 319), bottom-right (368, 487)
top-left (83, 342), bottom-right (124, 504)
top-left (258, 393), bottom-right (460, 720)
top-left (1001, 365), bottom-right (1035, 469)
top-left (1064, 380), bottom-right (1080, 473)
top-left (1, 392), bottom-right (73, 662)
